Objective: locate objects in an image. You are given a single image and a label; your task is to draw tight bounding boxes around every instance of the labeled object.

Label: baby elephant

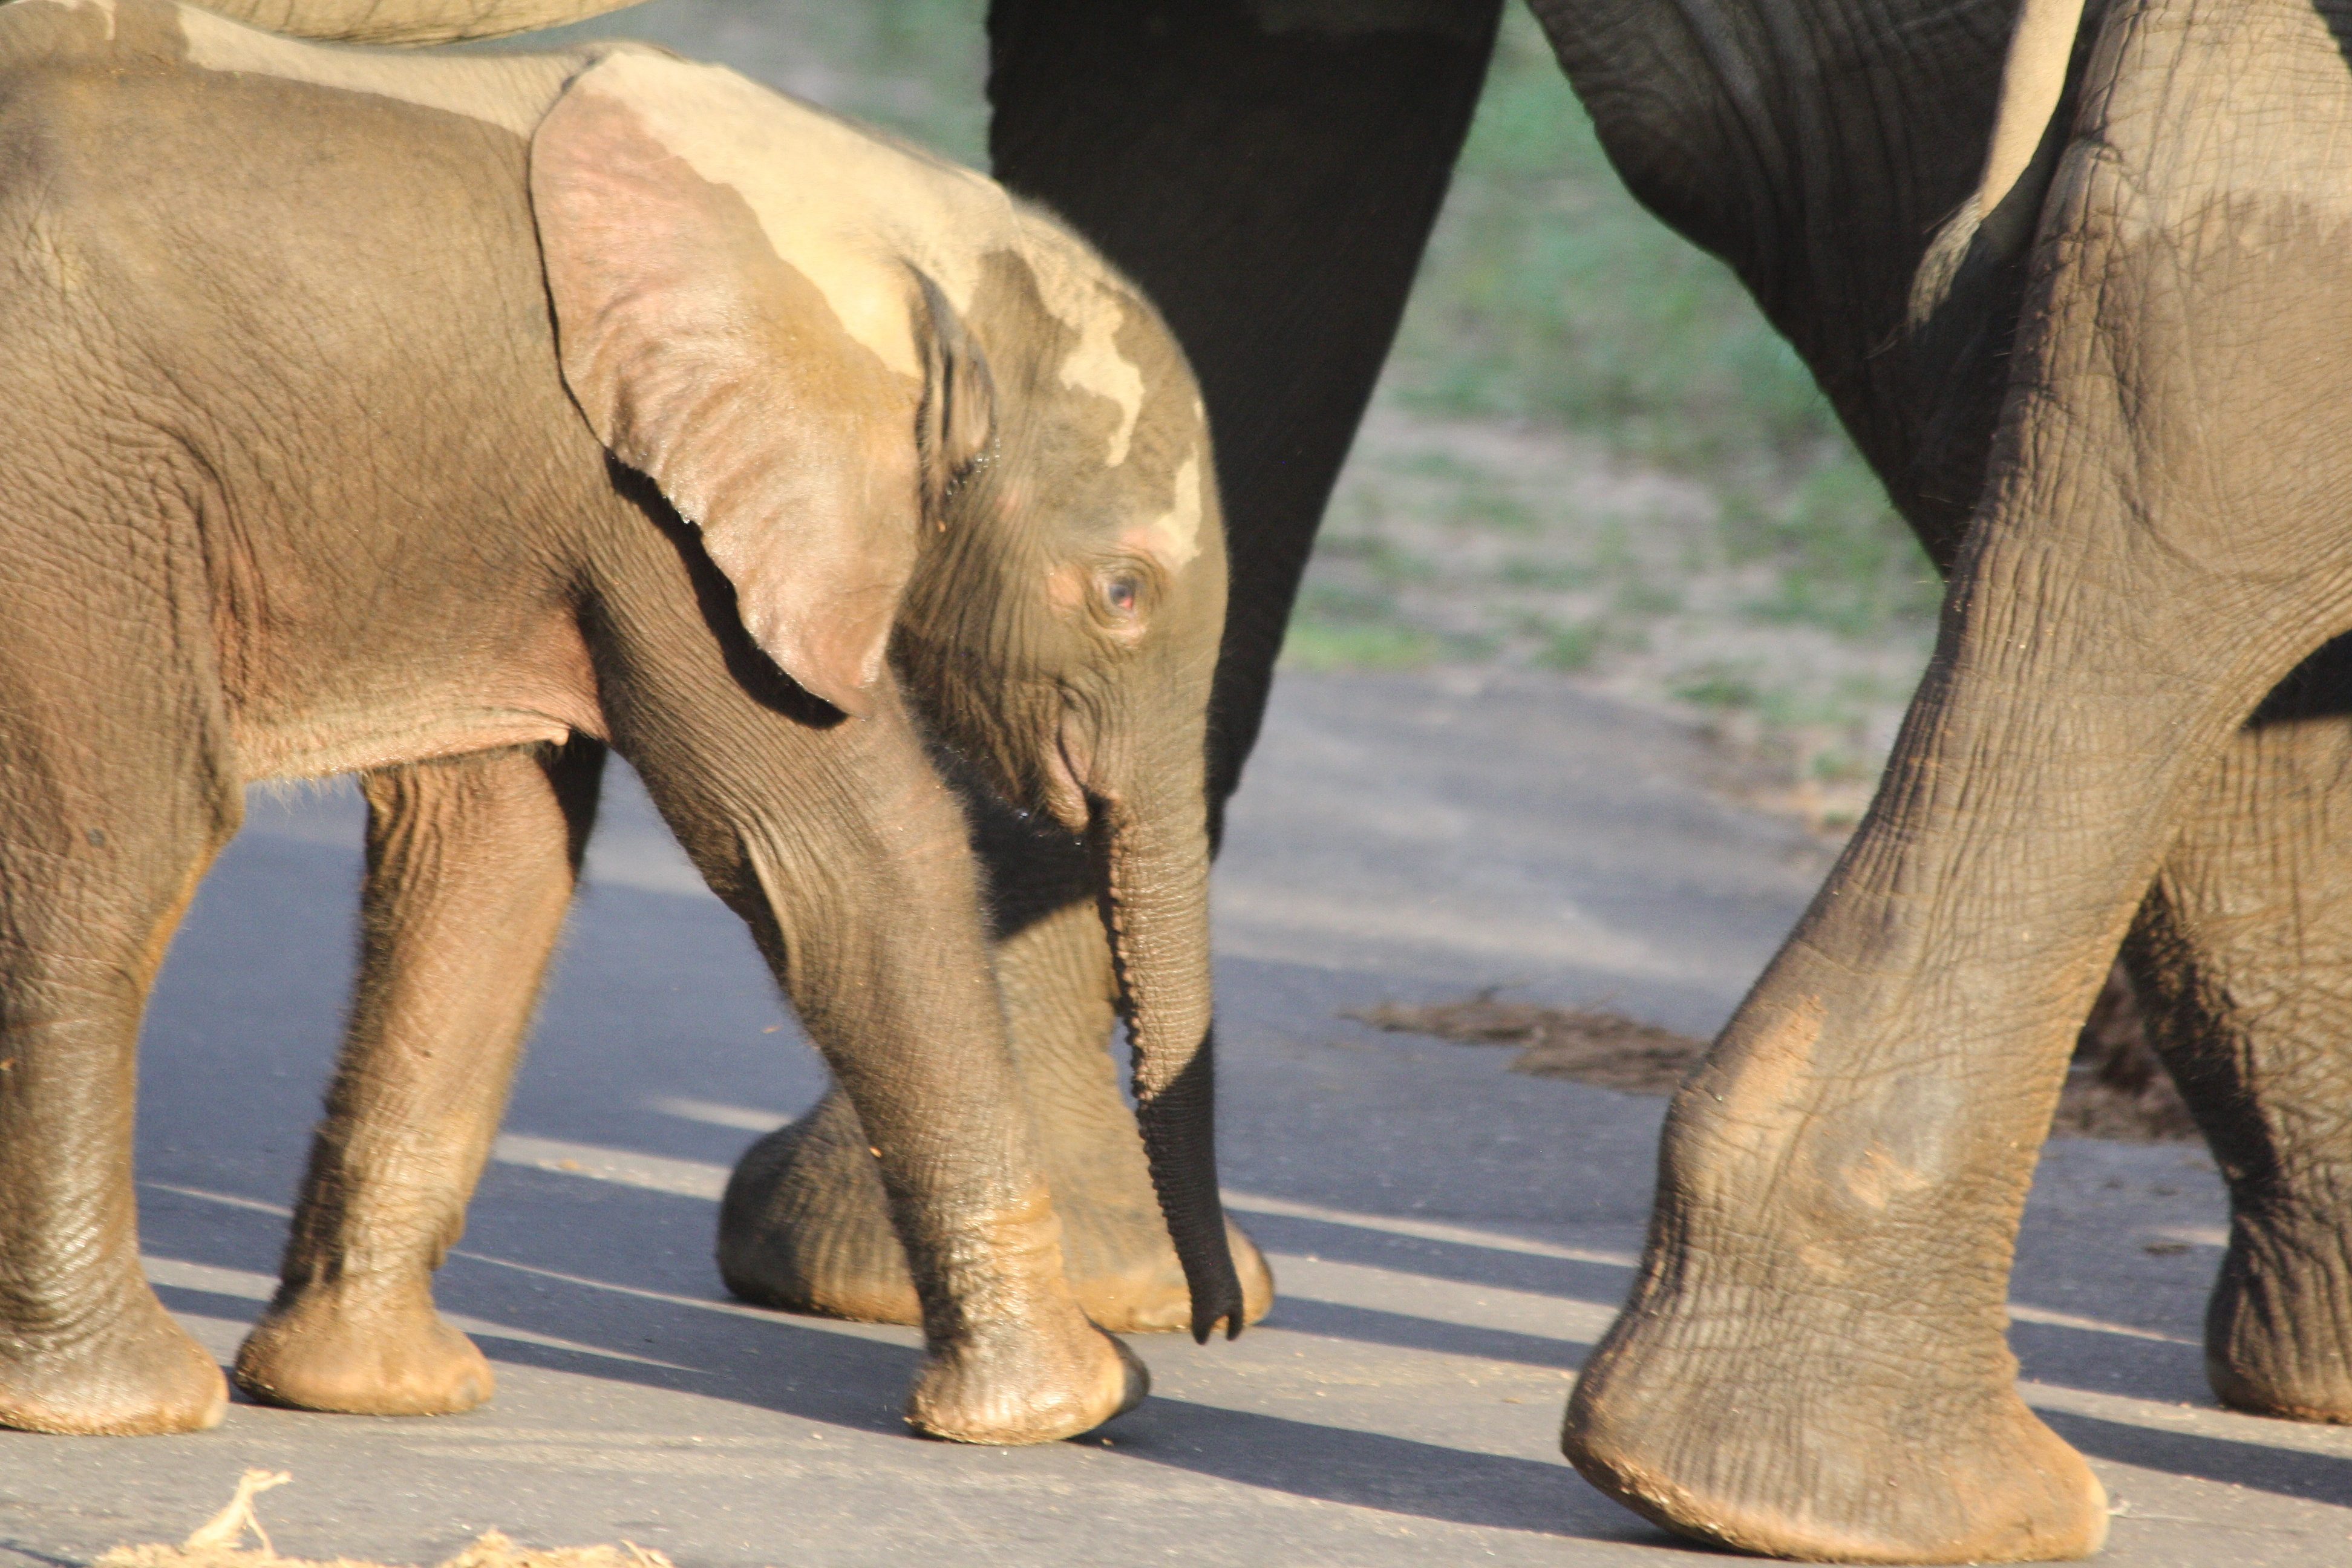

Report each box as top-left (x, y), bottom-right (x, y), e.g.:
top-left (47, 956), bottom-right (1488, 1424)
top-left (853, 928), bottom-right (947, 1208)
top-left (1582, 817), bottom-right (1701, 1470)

top-left (0, 0), bottom-right (1242, 1443)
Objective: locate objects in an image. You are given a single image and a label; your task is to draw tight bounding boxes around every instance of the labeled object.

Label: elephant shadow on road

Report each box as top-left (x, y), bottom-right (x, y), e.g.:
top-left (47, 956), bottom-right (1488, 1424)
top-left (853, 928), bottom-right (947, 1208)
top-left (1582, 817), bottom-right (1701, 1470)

top-left (141, 1176), bottom-right (1648, 1545)
top-left (143, 1169), bottom-right (2352, 1544)
top-left (125, 776), bottom-right (2352, 1548)
top-left (2043, 1408), bottom-right (2352, 1515)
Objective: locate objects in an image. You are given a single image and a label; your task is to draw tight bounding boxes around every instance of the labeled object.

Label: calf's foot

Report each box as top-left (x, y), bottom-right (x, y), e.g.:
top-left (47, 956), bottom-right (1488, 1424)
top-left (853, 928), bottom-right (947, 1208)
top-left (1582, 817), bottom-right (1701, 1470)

top-left (898, 1185), bottom-right (1151, 1445)
top-left (234, 1276), bottom-right (492, 1416)
top-left (907, 1319), bottom-right (1146, 1445)
top-left (719, 1088), bottom-right (1273, 1333)
top-left (0, 1292), bottom-right (227, 1435)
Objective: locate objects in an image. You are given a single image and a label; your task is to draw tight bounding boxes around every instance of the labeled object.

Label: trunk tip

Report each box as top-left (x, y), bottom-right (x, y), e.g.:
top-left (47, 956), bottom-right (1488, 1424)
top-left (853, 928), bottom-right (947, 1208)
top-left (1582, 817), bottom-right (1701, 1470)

top-left (1187, 1267), bottom-right (1246, 1344)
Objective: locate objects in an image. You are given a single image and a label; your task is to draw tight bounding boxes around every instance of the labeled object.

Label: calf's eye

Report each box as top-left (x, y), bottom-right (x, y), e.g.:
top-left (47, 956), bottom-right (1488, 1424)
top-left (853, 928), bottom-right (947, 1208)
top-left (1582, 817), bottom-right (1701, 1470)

top-left (1103, 575), bottom-right (1140, 616)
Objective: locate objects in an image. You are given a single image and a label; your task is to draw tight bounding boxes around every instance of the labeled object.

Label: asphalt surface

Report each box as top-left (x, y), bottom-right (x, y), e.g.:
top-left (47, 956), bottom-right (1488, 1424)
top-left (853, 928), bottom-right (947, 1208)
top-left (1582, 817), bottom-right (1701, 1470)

top-left (1, 669), bottom-right (2344, 1566)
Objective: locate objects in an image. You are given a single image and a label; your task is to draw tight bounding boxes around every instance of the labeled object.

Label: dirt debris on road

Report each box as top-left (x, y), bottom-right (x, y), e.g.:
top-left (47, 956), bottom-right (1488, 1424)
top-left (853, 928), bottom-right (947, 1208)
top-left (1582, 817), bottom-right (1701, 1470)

top-left (1351, 969), bottom-right (2196, 1143)
top-left (1347, 993), bottom-right (1703, 1094)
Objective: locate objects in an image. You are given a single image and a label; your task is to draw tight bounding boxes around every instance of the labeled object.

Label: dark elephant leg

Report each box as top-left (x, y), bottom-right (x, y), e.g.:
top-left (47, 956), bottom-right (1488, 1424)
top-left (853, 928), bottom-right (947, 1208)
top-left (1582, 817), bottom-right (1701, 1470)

top-left (718, 0), bottom-right (1503, 1331)
top-left (2126, 650), bottom-right (2352, 1423)
top-left (234, 740), bottom-right (601, 1416)
top-left (1563, 8), bottom-right (2352, 1556)
top-left (0, 526), bottom-right (241, 1435)
top-left (990, 0), bottom-right (1503, 821)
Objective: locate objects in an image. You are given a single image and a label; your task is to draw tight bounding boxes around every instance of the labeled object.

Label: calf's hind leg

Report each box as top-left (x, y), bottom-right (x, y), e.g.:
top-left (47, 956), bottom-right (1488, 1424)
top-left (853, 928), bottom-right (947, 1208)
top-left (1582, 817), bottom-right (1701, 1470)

top-left (235, 740), bottom-right (601, 1417)
top-left (0, 648), bottom-right (241, 1433)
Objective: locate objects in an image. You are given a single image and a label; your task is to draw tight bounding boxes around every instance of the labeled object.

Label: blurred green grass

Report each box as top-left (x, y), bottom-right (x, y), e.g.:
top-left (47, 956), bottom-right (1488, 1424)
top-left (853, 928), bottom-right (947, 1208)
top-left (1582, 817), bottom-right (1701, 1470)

top-left (1286, 9), bottom-right (1940, 807)
top-left (518, 0), bottom-right (990, 163)
top-left (1323, 8), bottom-right (1935, 636)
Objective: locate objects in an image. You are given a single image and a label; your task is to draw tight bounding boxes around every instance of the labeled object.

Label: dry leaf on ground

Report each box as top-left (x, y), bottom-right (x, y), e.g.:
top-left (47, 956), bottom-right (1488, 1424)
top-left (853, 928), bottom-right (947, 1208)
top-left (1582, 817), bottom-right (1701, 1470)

top-left (99, 1471), bottom-right (676, 1568)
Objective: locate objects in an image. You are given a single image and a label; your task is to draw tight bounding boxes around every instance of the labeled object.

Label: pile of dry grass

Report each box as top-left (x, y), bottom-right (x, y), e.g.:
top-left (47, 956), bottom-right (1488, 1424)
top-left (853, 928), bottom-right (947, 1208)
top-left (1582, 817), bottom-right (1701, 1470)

top-left (1349, 967), bottom-right (2197, 1144)
top-left (100, 1472), bottom-right (675, 1568)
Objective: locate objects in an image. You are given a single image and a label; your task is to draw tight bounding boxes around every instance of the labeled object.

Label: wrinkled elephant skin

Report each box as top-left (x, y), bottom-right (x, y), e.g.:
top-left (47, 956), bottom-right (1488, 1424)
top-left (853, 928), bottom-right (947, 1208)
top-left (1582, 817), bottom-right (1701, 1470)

top-left (123, 0), bottom-right (2352, 1560)
top-left (0, 0), bottom-right (1235, 1448)
top-left (1554, 0), bottom-right (2352, 1560)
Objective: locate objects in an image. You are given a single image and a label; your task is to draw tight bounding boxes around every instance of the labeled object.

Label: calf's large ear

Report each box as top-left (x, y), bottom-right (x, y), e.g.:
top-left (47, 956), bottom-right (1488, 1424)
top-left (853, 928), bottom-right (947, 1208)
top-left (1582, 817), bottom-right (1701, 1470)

top-left (531, 54), bottom-right (982, 718)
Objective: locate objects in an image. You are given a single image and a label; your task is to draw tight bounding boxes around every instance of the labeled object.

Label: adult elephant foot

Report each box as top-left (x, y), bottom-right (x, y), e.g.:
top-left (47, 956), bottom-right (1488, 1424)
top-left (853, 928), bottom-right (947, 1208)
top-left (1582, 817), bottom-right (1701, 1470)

top-left (2203, 1209), bottom-right (2352, 1424)
top-left (234, 1276), bottom-right (493, 1416)
top-left (1560, 941), bottom-right (2112, 1562)
top-left (2118, 701), bottom-right (2352, 1429)
top-left (719, 899), bottom-right (1273, 1333)
top-left (1564, 1290), bottom-right (2107, 1564)
top-left (0, 1291), bottom-right (228, 1435)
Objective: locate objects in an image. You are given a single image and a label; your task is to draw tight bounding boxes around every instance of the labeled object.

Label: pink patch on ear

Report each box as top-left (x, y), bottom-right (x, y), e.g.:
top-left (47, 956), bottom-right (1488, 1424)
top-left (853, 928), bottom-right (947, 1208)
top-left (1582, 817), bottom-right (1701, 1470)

top-left (532, 70), bottom-right (922, 717)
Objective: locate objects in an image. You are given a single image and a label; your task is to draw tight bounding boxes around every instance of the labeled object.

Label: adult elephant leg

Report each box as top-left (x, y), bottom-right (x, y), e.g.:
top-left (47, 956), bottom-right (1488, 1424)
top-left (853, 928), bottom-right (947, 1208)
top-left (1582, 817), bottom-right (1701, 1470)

top-left (990, 0), bottom-right (1503, 826)
top-left (722, 799), bottom-right (1272, 1333)
top-left (1564, 7), bottom-right (2352, 1558)
top-left (234, 740), bottom-right (601, 1416)
top-left (717, 0), bottom-right (1502, 1330)
top-left (2125, 652), bottom-right (2352, 1423)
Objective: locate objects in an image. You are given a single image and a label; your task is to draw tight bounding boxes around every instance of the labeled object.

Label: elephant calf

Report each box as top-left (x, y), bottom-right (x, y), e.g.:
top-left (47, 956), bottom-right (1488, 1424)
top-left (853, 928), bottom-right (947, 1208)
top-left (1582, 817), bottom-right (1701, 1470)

top-left (0, 0), bottom-right (1243, 1443)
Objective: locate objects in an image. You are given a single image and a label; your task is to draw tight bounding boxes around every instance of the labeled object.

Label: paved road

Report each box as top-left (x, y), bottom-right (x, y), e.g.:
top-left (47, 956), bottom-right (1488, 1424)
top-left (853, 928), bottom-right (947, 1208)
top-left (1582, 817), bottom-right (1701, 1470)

top-left (3, 670), bottom-right (2345, 1566)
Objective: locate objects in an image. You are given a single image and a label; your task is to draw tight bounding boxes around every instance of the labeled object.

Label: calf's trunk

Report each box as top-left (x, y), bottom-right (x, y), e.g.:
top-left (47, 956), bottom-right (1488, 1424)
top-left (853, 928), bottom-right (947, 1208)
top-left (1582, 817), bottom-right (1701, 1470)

top-left (1095, 772), bottom-right (1242, 1342)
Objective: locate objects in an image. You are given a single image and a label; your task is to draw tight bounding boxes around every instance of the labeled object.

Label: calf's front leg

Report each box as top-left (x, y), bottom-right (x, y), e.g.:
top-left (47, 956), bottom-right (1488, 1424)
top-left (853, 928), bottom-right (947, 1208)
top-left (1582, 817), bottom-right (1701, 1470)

top-left (719, 792), bottom-right (1273, 1334)
top-left (593, 544), bottom-right (1137, 1443)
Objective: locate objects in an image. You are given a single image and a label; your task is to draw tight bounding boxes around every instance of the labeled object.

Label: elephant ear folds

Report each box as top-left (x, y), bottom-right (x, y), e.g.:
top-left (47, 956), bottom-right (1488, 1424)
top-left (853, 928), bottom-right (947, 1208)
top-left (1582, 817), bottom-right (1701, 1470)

top-left (529, 61), bottom-right (922, 718)
top-left (913, 271), bottom-right (996, 521)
